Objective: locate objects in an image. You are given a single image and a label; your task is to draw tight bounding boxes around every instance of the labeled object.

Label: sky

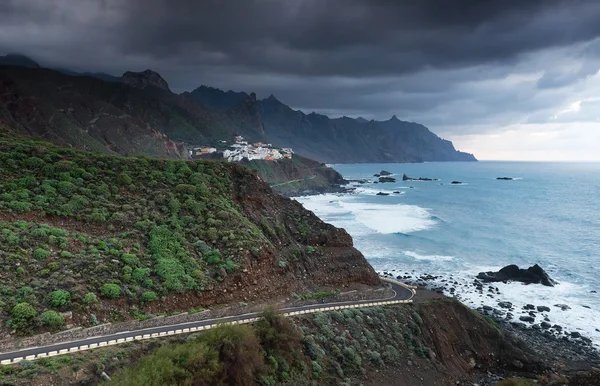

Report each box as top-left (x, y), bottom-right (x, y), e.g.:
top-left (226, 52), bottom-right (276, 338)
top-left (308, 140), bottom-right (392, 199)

top-left (1, 0), bottom-right (600, 161)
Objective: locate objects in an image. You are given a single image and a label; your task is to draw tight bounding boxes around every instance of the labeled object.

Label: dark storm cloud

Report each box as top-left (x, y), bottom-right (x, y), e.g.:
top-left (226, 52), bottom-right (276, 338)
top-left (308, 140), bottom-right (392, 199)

top-left (1, 0), bottom-right (600, 143)
top-left (106, 0), bottom-right (600, 77)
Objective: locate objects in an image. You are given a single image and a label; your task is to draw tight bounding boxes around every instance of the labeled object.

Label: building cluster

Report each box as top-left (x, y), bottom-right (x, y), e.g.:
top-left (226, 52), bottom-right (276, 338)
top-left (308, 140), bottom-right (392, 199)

top-left (190, 136), bottom-right (293, 162)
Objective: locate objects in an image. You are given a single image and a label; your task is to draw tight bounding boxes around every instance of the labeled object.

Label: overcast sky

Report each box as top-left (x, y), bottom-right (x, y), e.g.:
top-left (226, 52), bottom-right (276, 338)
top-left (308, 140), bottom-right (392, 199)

top-left (1, 0), bottom-right (600, 160)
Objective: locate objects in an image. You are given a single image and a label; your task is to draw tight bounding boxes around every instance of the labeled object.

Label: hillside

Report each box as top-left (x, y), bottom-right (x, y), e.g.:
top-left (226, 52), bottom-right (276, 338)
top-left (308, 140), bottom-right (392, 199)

top-left (0, 138), bottom-right (377, 337)
top-left (0, 66), bottom-right (265, 159)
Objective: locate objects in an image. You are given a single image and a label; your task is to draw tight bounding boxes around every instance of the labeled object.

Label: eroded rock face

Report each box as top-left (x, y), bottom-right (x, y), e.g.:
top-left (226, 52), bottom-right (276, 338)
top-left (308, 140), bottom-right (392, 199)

top-left (477, 264), bottom-right (556, 287)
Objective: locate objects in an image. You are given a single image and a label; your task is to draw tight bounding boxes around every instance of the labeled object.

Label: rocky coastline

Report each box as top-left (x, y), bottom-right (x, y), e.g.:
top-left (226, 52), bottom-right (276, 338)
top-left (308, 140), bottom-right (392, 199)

top-left (380, 269), bottom-right (600, 374)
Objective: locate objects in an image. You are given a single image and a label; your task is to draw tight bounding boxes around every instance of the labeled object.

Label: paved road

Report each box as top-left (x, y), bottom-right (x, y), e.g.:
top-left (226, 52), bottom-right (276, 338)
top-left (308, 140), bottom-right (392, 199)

top-left (0, 279), bottom-right (414, 363)
top-left (269, 174), bottom-right (316, 187)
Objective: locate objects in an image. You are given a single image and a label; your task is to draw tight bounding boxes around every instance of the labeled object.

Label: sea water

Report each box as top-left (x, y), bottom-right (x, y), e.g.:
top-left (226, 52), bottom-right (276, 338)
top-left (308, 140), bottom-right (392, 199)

top-left (296, 162), bottom-right (600, 347)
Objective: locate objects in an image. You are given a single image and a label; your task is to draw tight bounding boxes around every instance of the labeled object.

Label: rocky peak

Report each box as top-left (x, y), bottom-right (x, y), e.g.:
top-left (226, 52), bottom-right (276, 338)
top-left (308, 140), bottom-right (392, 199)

top-left (121, 69), bottom-right (170, 92)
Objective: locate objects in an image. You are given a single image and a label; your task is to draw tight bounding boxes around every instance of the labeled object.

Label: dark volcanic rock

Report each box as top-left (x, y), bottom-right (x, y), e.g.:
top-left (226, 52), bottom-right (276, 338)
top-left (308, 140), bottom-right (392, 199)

top-left (476, 264), bottom-right (556, 286)
top-left (524, 304), bottom-right (536, 310)
top-left (451, 181), bottom-right (462, 184)
top-left (497, 177), bottom-right (514, 180)
top-left (554, 304), bottom-right (571, 311)
top-left (379, 170), bottom-right (393, 176)
top-left (519, 316), bottom-right (535, 323)
top-left (537, 306), bottom-right (551, 312)
top-left (378, 177), bottom-right (397, 183)
top-left (376, 192), bottom-right (390, 196)
top-left (402, 173), bottom-right (438, 181)
top-left (498, 301), bottom-right (513, 309)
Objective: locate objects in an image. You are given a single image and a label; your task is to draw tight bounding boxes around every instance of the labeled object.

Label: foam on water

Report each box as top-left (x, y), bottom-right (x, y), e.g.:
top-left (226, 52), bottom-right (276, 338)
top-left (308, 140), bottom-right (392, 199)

top-left (403, 251), bottom-right (454, 261)
top-left (297, 195), bottom-right (437, 235)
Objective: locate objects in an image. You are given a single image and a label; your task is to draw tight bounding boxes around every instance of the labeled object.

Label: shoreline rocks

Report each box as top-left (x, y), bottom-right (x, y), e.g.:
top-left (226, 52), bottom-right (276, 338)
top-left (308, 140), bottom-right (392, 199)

top-left (402, 173), bottom-right (438, 181)
top-left (477, 264), bottom-right (557, 287)
top-left (378, 176), bottom-right (397, 183)
top-left (497, 177), bottom-right (513, 180)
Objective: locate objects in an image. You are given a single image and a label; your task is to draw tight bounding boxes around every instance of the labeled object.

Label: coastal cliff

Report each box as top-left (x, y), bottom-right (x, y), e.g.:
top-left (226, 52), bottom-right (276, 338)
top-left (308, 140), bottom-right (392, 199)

top-left (0, 138), bottom-right (378, 338)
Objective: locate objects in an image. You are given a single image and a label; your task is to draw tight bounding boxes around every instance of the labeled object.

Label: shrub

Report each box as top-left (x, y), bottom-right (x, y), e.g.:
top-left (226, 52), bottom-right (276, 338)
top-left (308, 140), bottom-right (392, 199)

top-left (255, 307), bottom-right (302, 360)
top-left (40, 310), bottom-right (65, 329)
top-left (121, 253), bottom-right (139, 266)
top-left (100, 284), bottom-right (121, 299)
top-left (175, 184), bottom-right (196, 195)
top-left (47, 290), bottom-right (71, 308)
top-left (116, 172), bottom-right (133, 186)
top-left (148, 225), bottom-right (198, 292)
top-left (10, 302), bottom-right (37, 331)
top-left (33, 248), bottom-right (50, 260)
top-left (60, 251), bottom-right (73, 258)
top-left (57, 181), bottom-right (77, 196)
top-left (81, 292), bottom-right (98, 305)
top-left (132, 268), bottom-right (151, 283)
top-left (7, 201), bottom-right (32, 212)
top-left (204, 250), bottom-right (222, 265)
top-left (141, 291), bottom-right (158, 303)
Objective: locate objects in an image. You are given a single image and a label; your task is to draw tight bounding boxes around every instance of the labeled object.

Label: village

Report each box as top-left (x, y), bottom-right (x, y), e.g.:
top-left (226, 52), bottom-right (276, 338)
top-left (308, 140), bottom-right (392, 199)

top-left (189, 136), bottom-right (293, 162)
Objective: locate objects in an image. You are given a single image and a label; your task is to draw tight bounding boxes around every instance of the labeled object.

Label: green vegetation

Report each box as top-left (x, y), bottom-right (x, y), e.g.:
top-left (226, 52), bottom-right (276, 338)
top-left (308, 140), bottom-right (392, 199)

top-left (0, 138), bottom-right (318, 335)
top-left (111, 310), bottom-right (302, 386)
top-left (39, 310), bottom-right (65, 329)
top-left (47, 290), bottom-right (70, 308)
top-left (495, 379), bottom-right (536, 386)
top-left (294, 291), bottom-right (337, 300)
top-left (100, 284), bottom-right (122, 299)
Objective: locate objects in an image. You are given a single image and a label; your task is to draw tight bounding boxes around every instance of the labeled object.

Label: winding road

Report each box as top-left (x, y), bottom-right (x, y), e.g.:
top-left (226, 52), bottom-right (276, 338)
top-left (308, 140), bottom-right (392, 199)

top-left (0, 277), bottom-right (414, 365)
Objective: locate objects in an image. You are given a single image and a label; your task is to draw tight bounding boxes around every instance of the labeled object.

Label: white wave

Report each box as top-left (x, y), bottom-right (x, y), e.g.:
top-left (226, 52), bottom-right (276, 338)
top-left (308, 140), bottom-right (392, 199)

top-left (403, 251), bottom-right (454, 261)
top-left (338, 202), bottom-right (436, 234)
top-left (296, 195), bottom-right (437, 234)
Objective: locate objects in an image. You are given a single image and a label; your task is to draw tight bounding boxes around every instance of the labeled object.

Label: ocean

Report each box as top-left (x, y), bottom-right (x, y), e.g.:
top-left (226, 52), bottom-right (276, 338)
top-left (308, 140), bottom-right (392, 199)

top-left (296, 161), bottom-right (600, 347)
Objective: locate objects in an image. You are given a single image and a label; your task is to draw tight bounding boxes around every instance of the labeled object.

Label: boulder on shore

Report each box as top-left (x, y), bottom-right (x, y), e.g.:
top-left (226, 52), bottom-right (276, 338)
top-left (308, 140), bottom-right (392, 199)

top-left (379, 177), bottom-right (397, 183)
top-left (402, 173), bottom-right (438, 181)
top-left (476, 264), bottom-right (557, 287)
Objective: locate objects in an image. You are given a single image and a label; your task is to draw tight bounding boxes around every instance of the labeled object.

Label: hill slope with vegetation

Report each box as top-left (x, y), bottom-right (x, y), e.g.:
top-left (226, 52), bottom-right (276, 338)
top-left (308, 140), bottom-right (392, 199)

top-left (0, 137), bottom-right (377, 336)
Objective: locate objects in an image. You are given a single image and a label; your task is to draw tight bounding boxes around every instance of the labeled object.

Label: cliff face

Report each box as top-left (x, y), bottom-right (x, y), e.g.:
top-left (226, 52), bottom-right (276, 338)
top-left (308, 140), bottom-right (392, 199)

top-left (259, 97), bottom-right (476, 163)
top-left (0, 138), bottom-right (378, 336)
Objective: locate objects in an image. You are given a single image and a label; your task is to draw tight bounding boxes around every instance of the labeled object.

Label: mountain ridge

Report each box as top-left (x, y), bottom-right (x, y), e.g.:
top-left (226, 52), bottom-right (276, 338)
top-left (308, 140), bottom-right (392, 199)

top-left (190, 85), bottom-right (477, 163)
top-left (0, 56), bottom-right (476, 164)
